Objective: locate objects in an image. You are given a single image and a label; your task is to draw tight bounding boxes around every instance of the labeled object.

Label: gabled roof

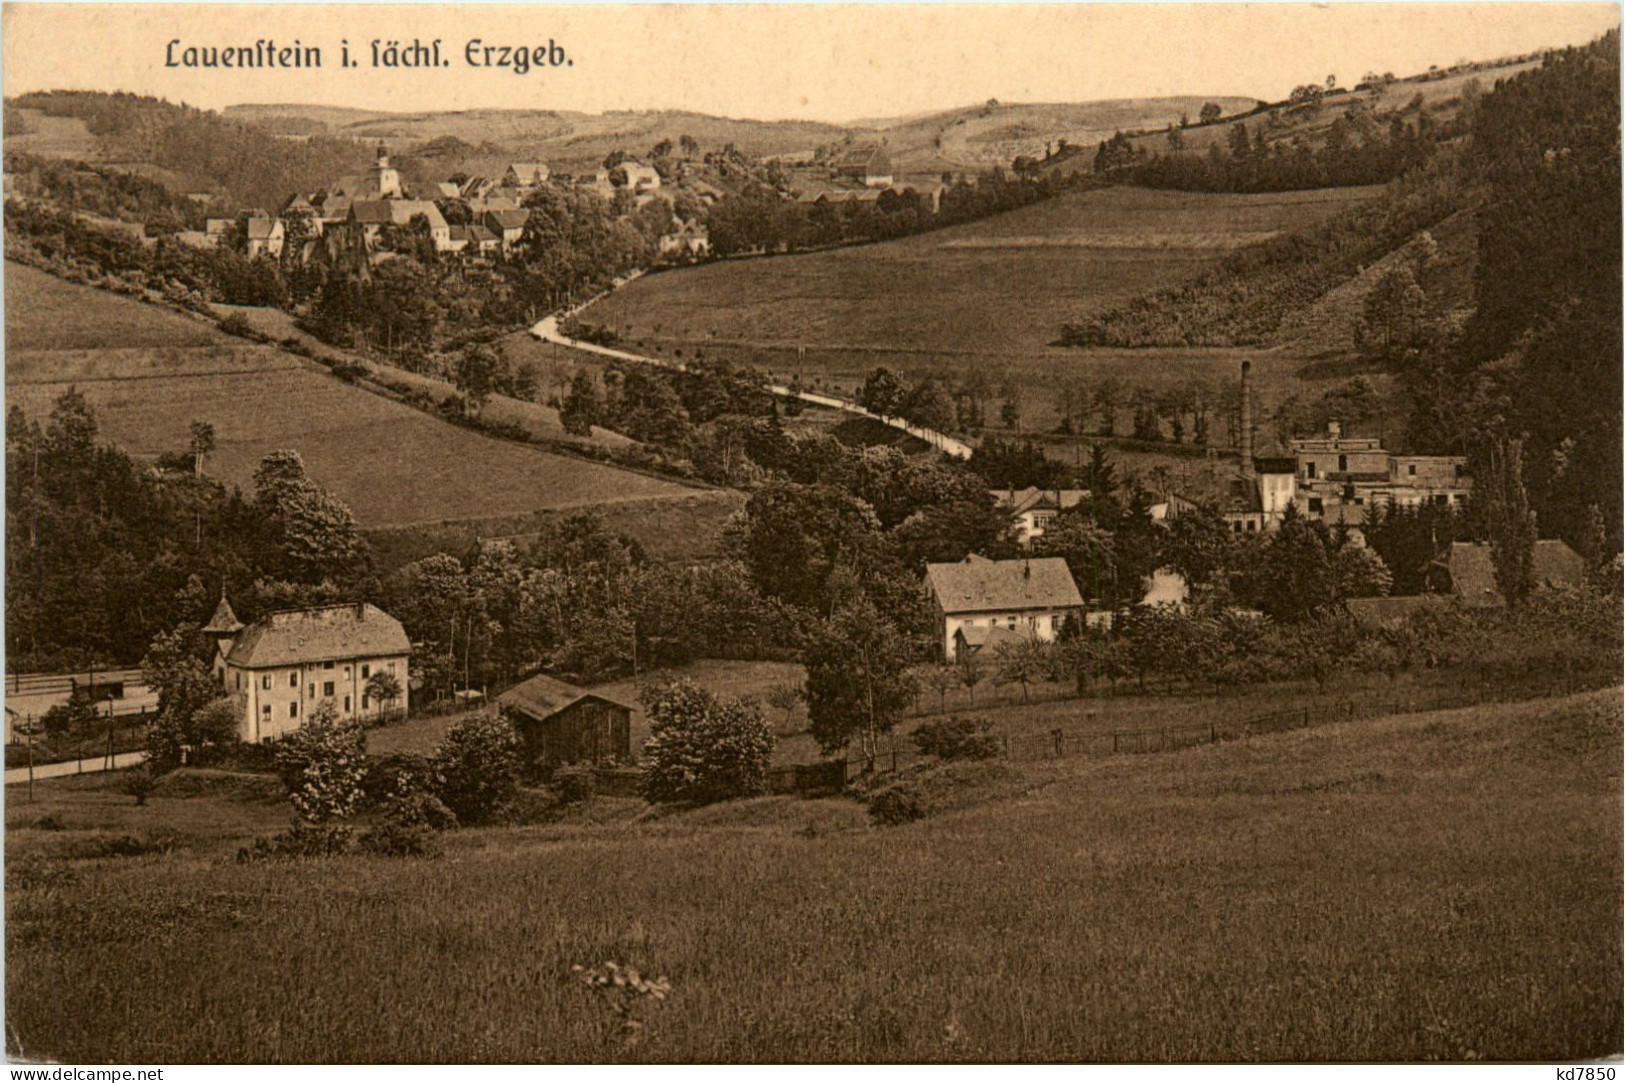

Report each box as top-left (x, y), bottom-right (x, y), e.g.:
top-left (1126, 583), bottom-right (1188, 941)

top-left (436, 181), bottom-right (462, 199)
top-left (350, 200), bottom-right (448, 230)
top-left (1445, 540), bottom-right (1587, 606)
top-left (498, 672), bottom-right (631, 722)
top-left (506, 162), bottom-right (548, 183)
top-left (834, 143), bottom-right (891, 172)
top-left (926, 555), bottom-right (1084, 615)
top-left (226, 603), bottom-right (409, 668)
top-left (484, 208), bottom-right (529, 231)
top-left (993, 487), bottom-right (1089, 516)
top-left (1344, 594), bottom-right (1451, 627)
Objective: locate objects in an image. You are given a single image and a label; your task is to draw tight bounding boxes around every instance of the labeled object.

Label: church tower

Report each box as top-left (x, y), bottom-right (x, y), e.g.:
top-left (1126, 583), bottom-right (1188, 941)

top-left (374, 141), bottom-right (402, 199)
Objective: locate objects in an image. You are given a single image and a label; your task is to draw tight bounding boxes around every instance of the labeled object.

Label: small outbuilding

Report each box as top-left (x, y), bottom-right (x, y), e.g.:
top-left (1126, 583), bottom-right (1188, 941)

top-left (498, 673), bottom-right (634, 768)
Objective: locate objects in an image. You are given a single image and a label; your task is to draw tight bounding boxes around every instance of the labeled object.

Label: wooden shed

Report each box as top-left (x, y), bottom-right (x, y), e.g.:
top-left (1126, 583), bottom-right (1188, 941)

top-left (497, 673), bottom-right (633, 768)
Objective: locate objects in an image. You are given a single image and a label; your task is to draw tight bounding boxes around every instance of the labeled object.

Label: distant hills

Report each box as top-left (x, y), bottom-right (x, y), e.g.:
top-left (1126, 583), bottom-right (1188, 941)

top-left (219, 97), bottom-right (1262, 176)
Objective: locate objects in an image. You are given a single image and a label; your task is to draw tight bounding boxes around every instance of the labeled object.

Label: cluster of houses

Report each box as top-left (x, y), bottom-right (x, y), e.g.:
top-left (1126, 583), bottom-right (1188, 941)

top-left (181, 143), bottom-right (710, 267)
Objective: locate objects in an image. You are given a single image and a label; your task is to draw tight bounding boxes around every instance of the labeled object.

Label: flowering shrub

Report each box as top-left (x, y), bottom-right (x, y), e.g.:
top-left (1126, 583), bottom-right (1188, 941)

top-left (272, 702), bottom-right (368, 824)
top-left (431, 713), bottom-right (522, 825)
top-left (640, 678), bottom-right (774, 804)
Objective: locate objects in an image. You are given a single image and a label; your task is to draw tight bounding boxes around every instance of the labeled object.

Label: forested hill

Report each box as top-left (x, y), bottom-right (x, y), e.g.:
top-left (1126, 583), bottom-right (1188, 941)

top-left (1448, 30), bottom-right (1621, 552)
top-left (1064, 32), bottom-right (1621, 550)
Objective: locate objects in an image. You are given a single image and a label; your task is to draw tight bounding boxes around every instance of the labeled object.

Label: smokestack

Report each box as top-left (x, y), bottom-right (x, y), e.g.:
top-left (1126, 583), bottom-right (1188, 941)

top-left (1240, 360), bottom-right (1255, 479)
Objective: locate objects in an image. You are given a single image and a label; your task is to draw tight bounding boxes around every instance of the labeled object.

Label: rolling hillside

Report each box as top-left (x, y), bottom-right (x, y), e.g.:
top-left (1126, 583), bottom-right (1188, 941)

top-left (579, 184), bottom-right (1381, 437)
top-left (858, 96), bottom-right (1260, 172)
top-left (4, 263), bottom-right (712, 532)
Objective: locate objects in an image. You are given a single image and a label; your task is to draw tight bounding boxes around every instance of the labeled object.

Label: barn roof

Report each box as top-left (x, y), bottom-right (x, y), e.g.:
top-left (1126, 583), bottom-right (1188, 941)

top-left (226, 603), bottom-right (409, 668)
top-left (1446, 540), bottom-right (1587, 605)
top-left (926, 555), bottom-right (1083, 615)
top-left (834, 143), bottom-right (891, 172)
top-left (498, 672), bottom-right (631, 722)
top-left (1343, 594), bottom-right (1451, 627)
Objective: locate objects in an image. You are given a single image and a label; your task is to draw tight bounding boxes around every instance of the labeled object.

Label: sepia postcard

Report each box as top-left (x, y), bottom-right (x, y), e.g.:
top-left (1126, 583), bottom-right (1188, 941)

top-left (1, 0), bottom-right (1621, 1067)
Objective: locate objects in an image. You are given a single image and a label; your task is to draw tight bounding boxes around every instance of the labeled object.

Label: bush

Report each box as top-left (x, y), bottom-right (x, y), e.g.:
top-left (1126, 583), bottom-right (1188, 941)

top-left (360, 752), bottom-right (439, 806)
top-left (552, 764), bottom-right (597, 805)
top-left (237, 821), bottom-right (354, 863)
top-left (358, 819), bottom-right (440, 858)
top-left (911, 716), bottom-right (1001, 761)
top-left (272, 703), bottom-right (368, 823)
top-left (382, 791), bottom-right (458, 832)
top-left (330, 360), bottom-right (369, 383)
top-left (123, 766), bottom-right (158, 806)
top-left (640, 679), bottom-right (775, 804)
top-left (430, 713), bottom-right (522, 825)
top-left (33, 812), bottom-right (67, 830)
top-left (867, 779), bottom-right (925, 826)
top-left (74, 829), bottom-right (179, 859)
top-left (217, 312), bottom-right (254, 338)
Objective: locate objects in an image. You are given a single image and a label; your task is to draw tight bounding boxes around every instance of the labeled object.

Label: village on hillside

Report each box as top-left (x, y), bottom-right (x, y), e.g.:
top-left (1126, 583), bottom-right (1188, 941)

top-left (2, 5), bottom-right (1621, 1068)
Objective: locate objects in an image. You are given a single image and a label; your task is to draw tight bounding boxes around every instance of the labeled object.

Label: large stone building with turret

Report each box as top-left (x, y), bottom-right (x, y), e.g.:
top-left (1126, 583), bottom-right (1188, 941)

top-left (205, 595), bottom-right (410, 743)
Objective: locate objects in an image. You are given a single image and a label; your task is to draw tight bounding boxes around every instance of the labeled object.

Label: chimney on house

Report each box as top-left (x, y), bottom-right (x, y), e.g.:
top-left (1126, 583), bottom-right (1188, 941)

top-left (1240, 360), bottom-right (1255, 479)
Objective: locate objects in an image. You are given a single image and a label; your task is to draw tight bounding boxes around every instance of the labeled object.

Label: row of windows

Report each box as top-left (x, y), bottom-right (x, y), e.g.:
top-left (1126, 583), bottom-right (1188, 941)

top-left (245, 660), bottom-right (397, 691)
top-left (260, 693), bottom-right (372, 720)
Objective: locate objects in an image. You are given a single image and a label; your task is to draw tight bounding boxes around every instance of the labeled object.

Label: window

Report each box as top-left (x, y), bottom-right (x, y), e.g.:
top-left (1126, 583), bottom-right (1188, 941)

top-left (1306, 462), bottom-right (1317, 479)
top-left (289, 672), bottom-right (298, 688)
top-left (1407, 464), bottom-right (1417, 477)
top-left (362, 694), bottom-right (370, 711)
top-left (1309, 498), bottom-right (1324, 513)
top-left (344, 666), bottom-right (350, 677)
top-left (1338, 455), bottom-right (1348, 473)
top-left (361, 664), bottom-right (370, 679)
top-left (289, 702), bottom-right (298, 718)
top-left (262, 674), bottom-right (272, 690)
top-left (262, 704), bottom-right (271, 718)
top-left (309, 684), bottom-right (316, 699)
top-left (344, 696), bottom-right (351, 713)
top-left (388, 662), bottom-right (396, 674)
top-left (323, 681), bottom-right (335, 698)
top-left (323, 660), bottom-right (335, 670)
top-left (235, 673), bottom-right (243, 690)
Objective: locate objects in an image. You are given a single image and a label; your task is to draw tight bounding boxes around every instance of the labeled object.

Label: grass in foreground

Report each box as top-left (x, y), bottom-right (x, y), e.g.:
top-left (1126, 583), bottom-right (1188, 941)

top-left (7, 687), bottom-right (1619, 1062)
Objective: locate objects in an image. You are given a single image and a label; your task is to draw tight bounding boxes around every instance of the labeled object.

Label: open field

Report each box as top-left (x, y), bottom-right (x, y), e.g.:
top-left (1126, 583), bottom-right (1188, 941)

top-left (583, 186), bottom-right (1384, 443)
top-left (5, 263), bottom-right (705, 529)
top-left (7, 686), bottom-right (1619, 1061)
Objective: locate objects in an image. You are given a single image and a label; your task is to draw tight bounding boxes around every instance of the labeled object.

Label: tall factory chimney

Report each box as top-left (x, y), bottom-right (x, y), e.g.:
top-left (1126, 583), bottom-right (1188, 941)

top-left (1240, 360), bottom-right (1255, 479)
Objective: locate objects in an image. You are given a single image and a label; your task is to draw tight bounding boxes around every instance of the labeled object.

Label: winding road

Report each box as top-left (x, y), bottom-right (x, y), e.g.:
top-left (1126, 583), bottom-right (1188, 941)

top-left (530, 285), bottom-right (974, 460)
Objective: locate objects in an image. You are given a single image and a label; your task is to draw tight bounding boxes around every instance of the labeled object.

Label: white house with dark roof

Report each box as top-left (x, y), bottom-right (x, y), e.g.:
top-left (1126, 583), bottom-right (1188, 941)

top-left (925, 555), bottom-right (1084, 661)
top-left (992, 487), bottom-right (1090, 546)
top-left (205, 597), bottom-right (410, 742)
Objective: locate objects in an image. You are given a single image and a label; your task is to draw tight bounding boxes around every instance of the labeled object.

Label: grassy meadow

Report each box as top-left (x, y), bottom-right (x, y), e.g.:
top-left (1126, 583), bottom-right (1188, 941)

top-left (5, 263), bottom-right (706, 530)
top-left (7, 686), bottom-right (1619, 1062)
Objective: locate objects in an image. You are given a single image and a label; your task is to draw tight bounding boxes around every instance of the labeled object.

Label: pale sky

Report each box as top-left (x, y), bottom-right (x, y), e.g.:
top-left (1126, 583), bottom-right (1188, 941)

top-left (3, 3), bottom-right (1619, 123)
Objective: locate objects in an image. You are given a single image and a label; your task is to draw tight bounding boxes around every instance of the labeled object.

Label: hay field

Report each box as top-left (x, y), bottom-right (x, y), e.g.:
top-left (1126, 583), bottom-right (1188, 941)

top-left (5, 263), bottom-right (703, 528)
top-left (6, 687), bottom-right (1618, 1061)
